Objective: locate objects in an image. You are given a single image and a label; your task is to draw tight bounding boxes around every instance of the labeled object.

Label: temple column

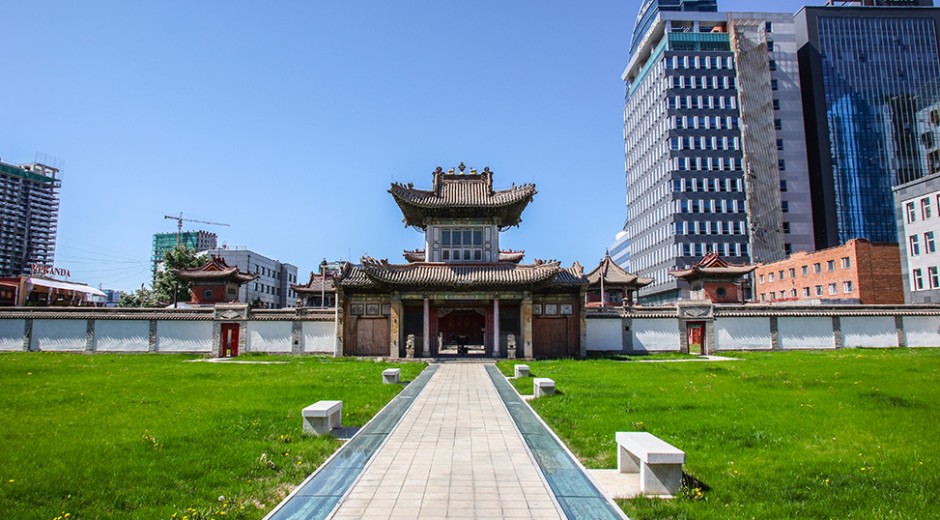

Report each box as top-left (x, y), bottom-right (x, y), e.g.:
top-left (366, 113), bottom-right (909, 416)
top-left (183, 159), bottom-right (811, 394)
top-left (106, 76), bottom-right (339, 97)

top-left (423, 297), bottom-right (430, 357)
top-left (492, 297), bottom-right (500, 357)
top-left (522, 294), bottom-right (533, 359)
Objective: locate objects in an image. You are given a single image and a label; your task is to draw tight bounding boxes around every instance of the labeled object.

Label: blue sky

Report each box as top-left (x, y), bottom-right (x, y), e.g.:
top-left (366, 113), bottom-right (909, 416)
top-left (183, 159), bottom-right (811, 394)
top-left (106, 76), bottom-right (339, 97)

top-left (1, 0), bottom-right (816, 291)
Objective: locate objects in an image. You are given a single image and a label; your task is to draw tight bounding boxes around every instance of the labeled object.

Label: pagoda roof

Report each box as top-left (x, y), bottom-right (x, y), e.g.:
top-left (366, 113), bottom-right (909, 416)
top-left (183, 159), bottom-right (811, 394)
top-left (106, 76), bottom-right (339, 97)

top-left (670, 252), bottom-right (756, 280)
top-left (389, 164), bottom-right (536, 229)
top-left (173, 256), bottom-right (258, 284)
top-left (402, 249), bottom-right (526, 264)
top-left (336, 257), bottom-right (586, 291)
top-left (586, 252), bottom-right (654, 288)
top-left (291, 271), bottom-right (336, 294)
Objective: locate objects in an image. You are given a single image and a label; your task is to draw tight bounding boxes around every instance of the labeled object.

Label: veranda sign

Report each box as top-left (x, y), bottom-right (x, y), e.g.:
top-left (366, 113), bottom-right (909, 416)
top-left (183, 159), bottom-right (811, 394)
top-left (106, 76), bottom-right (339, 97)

top-left (30, 264), bottom-right (71, 278)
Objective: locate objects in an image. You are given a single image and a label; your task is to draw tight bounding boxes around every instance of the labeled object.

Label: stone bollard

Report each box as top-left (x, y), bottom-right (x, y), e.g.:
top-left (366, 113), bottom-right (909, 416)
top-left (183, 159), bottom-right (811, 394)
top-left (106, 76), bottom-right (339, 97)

top-left (507, 334), bottom-right (517, 359)
top-left (382, 368), bottom-right (401, 384)
top-left (514, 364), bottom-right (530, 378)
top-left (405, 334), bottom-right (415, 359)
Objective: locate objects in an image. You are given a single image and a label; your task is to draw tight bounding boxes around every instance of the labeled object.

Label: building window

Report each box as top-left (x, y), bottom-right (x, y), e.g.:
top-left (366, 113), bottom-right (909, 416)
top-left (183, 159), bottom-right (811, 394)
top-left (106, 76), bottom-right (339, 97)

top-left (922, 197), bottom-right (933, 220)
top-left (803, 287), bottom-right (811, 297)
top-left (774, 119), bottom-right (783, 130)
top-left (843, 281), bottom-right (853, 293)
top-left (777, 139), bottom-right (784, 151)
top-left (769, 272), bottom-right (775, 282)
top-left (906, 201), bottom-right (917, 223)
top-left (827, 260), bottom-right (835, 271)
top-left (783, 222), bottom-right (791, 234)
top-left (815, 285), bottom-right (823, 296)
top-left (789, 268), bottom-right (795, 278)
top-left (771, 79), bottom-right (779, 91)
top-left (790, 289), bottom-right (797, 298)
top-left (931, 267), bottom-right (940, 288)
top-left (767, 40), bottom-right (775, 53)
top-left (927, 232), bottom-right (937, 254)
top-left (841, 256), bottom-right (851, 269)
top-left (914, 268), bottom-right (924, 290)
top-left (441, 227), bottom-right (484, 261)
top-left (813, 262), bottom-right (821, 273)
top-left (780, 180), bottom-right (787, 192)
top-left (768, 59), bottom-right (777, 71)
top-left (779, 270), bottom-right (785, 280)
top-left (760, 293), bottom-right (766, 302)
top-left (766, 21), bottom-right (773, 32)
top-left (773, 98), bottom-right (781, 110)
top-left (911, 235), bottom-right (921, 256)
top-left (759, 274), bottom-right (765, 283)
top-left (802, 265), bottom-right (808, 276)
top-left (828, 283), bottom-right (837, 295)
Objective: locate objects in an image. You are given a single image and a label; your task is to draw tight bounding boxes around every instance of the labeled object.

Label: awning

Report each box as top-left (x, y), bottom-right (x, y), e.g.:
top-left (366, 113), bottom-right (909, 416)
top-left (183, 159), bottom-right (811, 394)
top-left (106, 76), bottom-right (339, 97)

top-left (0, 281), bottom-right (19, 288)
top-left (26, 277), bottom-right (107, 297)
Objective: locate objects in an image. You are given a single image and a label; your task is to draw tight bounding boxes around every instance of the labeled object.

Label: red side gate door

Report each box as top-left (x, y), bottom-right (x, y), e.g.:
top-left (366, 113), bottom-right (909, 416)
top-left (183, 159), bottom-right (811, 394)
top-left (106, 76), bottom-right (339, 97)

top-left (220, 323), bottom-right (239, 357)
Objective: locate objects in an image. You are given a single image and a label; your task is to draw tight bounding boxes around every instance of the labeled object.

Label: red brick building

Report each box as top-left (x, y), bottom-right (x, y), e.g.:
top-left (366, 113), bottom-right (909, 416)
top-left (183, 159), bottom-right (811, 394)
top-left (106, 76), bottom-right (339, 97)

top-left (753, 239), bottom-right (903, 304)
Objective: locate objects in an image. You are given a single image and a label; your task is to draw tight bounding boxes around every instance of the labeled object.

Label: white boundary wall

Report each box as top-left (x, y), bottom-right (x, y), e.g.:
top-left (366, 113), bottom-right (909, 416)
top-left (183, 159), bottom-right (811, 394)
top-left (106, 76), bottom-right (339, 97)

top-left (95, 320), bottom-right (150, 352)
top-left (715, 318), bottom-right (772, 350)
top-left (31, 320), bottom-right (86, 351)
top-left (903, 316), bottom-right (940, 347)
top-left (585, 318), bottom-right (623, 351)
top-left (632, 318), bottom-right (680, 352)
top-left (0, 319), bottom-right (24, 351)
top-left (156, 322), bottom-right (213, 353)
top-left (842, 317), bottom-right (898, 348)
top-left (778, 317), bottom-right (834, 350)
top-left (303, 321), bottom-right (335, 353)
top-left (248, 322), bottom-right (292, 353)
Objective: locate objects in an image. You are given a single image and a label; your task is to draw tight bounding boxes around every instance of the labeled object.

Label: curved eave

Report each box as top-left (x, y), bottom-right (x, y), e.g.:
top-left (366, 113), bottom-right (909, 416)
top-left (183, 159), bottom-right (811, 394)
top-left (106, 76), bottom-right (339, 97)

top-left (389, 185), bottom-right (536, 229)
top-left (357, 261), bottom-right (564, 290)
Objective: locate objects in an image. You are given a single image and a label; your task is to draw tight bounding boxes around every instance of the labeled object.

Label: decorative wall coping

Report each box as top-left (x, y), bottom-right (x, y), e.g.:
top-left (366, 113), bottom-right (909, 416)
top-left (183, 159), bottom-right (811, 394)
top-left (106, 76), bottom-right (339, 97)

top-left (587, 303), bottom-right (940, 320)
top-left (0, 306), bottom-right (336, 322)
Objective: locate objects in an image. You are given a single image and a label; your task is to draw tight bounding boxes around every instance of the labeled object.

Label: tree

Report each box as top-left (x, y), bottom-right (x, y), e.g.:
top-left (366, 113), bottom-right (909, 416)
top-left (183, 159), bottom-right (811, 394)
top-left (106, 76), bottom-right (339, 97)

top-left (118, 287), bottom-right (159, 307)
top-left (153, 245), bottom-right (204, 305)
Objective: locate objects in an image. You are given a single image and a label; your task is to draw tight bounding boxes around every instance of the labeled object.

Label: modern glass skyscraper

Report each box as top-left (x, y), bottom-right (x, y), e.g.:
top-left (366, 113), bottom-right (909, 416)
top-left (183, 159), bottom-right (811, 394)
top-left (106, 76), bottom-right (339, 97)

top-left (796, 3), bottom-right (940, 248)
top-left (623, 1), bottom-right (812, 302)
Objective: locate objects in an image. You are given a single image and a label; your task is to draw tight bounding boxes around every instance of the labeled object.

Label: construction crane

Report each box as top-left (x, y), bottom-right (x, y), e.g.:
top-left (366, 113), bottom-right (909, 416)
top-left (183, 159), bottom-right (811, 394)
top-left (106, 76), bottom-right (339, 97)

top-left (164, 212), bottom-right (230, 244)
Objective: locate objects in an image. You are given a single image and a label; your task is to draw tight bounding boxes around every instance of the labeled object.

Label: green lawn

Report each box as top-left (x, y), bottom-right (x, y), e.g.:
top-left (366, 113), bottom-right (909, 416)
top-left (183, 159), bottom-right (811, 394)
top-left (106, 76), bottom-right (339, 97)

top-left (0, 353), bottom-right (425, 520)
top-left (499, 349), bottom-right (940, 519)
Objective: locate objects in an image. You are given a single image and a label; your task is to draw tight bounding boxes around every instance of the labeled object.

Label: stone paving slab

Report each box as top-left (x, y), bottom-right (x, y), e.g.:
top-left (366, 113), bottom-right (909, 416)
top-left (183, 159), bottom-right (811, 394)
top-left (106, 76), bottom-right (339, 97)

top-left (329, 363), bottom-right (563, 520)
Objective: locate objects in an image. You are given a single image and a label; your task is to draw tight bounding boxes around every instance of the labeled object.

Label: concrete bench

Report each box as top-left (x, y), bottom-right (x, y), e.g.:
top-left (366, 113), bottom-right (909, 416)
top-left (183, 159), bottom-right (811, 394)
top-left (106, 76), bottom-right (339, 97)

top-left (533, 377), bottom-right (555, 397)
top-left (302, 400), bottom-right (342, 435)
top-left (514, 364), bottom-right (530, 378)
top-left (616, 432), bottom-right (685, 496)
top-left (382, 368), bottom-right (400, 384)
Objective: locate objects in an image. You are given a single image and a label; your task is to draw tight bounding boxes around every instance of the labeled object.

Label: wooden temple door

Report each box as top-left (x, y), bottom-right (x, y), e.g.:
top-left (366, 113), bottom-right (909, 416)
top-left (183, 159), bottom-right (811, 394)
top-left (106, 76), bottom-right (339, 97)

top-left (220, 323), bottom-right (239, 358)
top-left (354, 318), bottom-right (390, 356)
top-left (439, 310), bottom-right (485, 353)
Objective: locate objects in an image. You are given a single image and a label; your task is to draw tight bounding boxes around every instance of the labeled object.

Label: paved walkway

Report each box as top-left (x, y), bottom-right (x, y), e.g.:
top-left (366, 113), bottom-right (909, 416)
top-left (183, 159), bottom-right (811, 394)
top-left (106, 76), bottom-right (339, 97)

top-left (329, 363), bottom-right (563, 519)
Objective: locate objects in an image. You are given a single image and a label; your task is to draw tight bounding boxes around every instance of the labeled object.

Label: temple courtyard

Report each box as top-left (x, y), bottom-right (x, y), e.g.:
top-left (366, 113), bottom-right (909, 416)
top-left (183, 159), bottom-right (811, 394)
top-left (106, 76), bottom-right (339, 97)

top-left (0, 349), bottom-right (937, 519)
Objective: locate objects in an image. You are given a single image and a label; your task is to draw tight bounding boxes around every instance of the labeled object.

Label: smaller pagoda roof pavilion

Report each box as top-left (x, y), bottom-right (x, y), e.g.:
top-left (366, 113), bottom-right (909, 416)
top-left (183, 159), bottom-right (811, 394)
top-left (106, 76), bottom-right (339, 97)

top-left (670, 252), bottom-right (755, 303)
top-left (670, 252), bottom-right (756, 280)
top-left (173, 256), bottom-right (258, 284)
top-left (585, 252), bottom-right (653, 307)
top-left (389, 163), bottom-right (536, 229)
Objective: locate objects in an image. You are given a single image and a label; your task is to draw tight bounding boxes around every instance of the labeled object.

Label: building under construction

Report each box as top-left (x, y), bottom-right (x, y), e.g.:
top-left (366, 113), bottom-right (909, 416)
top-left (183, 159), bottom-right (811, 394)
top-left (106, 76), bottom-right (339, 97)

top-left (0, 159), bottom-right (61, 277)
top-left (151, 230), bottom-right (218, 281)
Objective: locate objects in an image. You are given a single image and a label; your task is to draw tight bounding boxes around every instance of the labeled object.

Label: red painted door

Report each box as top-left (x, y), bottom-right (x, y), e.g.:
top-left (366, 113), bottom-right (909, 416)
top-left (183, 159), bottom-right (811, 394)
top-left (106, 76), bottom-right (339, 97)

top-left (687, 322), bottom-right (704, 355)
top-left (220, 323), bottom-right (239, 357)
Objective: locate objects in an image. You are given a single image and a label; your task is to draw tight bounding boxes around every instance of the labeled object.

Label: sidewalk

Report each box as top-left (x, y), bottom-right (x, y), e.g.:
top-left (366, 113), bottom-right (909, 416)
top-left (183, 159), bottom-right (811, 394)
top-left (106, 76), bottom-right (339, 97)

top-left (329, 363), bottom-right (563, 519)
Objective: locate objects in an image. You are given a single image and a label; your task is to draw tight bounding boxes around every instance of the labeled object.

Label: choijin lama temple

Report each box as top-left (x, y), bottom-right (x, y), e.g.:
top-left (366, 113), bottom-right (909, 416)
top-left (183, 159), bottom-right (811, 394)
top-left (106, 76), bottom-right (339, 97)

top-left (333, 164), bottom-right (619, 359)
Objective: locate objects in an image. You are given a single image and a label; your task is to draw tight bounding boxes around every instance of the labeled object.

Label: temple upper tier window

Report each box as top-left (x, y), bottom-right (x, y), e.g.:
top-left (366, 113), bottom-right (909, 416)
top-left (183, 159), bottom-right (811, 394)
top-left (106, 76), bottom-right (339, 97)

top-left (441, 227), bottom-right (484, 261)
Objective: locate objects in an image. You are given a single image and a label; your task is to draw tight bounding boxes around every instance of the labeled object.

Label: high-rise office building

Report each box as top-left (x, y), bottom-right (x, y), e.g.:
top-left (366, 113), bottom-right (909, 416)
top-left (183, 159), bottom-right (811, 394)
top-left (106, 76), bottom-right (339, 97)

top-left (0, 159), bottom-right (61, 277)
top-left (796, 1), bottom-right (940, 248)
top-left (623, 1), bottom-right (812, 303)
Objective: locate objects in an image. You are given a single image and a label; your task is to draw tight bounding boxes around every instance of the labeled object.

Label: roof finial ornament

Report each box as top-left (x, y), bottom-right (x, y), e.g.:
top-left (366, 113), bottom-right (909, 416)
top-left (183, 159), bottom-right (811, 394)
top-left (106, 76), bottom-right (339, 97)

top-left (435, 166), bottom-right (443, 173)
top-left (458, 162), bottom-right (466, 173)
